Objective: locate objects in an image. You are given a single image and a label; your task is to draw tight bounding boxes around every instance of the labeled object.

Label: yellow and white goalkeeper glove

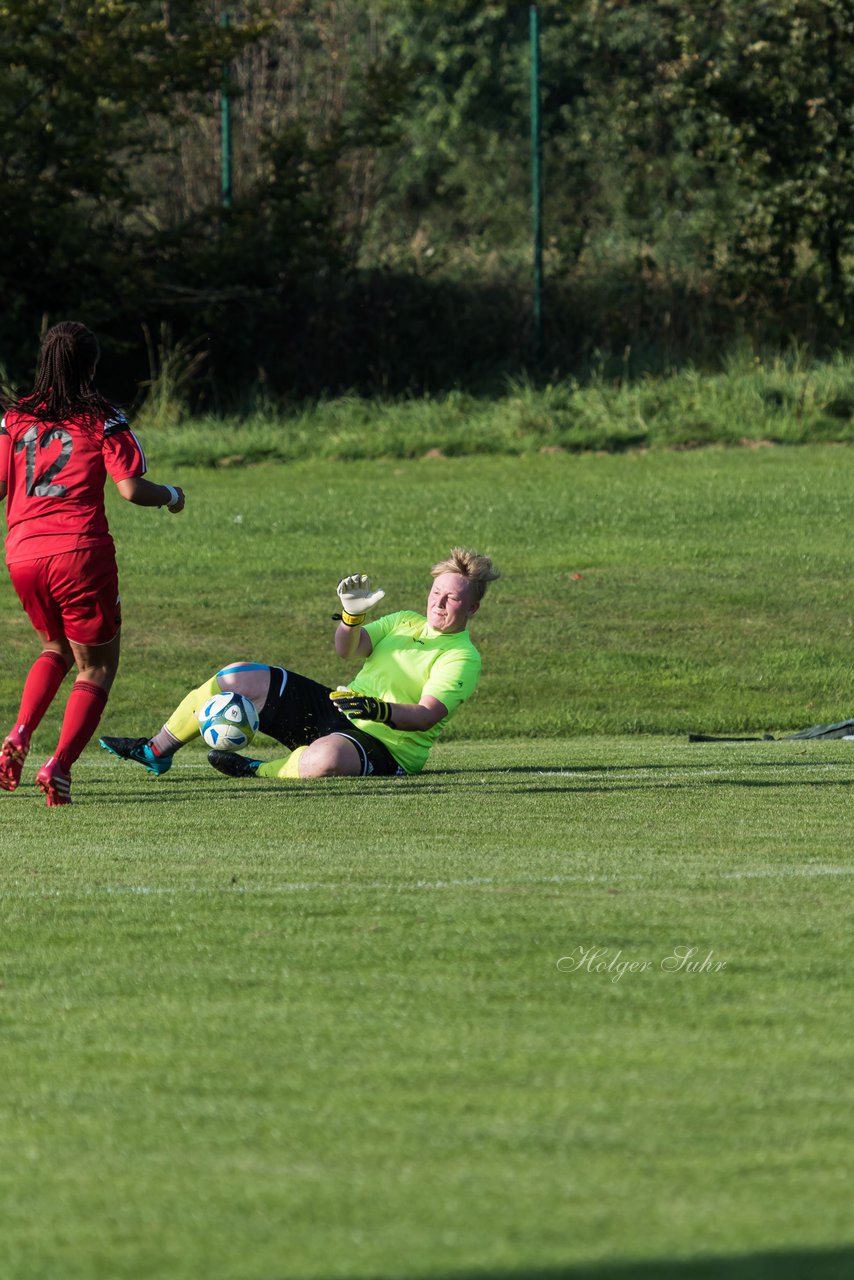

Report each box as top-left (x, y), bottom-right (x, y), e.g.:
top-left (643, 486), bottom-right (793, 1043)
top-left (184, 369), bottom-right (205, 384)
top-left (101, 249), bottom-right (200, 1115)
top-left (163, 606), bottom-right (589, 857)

top-left (330, 688), bottom-right (395, 726)
top-left (336, 574), bottom-right (385, 627)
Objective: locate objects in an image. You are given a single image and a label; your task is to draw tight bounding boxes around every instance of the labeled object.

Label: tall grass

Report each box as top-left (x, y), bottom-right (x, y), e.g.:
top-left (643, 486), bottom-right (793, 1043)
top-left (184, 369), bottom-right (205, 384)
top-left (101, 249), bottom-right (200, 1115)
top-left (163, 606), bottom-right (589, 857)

top-left (136, 352), bottom-right (854, 467)
top-left (133, 322), bottom-right (210, 431)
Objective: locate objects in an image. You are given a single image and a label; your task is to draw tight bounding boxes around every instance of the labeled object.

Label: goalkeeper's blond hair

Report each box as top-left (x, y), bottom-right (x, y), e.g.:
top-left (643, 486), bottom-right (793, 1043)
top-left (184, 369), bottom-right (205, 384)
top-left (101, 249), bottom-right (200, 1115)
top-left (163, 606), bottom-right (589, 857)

top-left (430, 547), bottom-right (501, 603)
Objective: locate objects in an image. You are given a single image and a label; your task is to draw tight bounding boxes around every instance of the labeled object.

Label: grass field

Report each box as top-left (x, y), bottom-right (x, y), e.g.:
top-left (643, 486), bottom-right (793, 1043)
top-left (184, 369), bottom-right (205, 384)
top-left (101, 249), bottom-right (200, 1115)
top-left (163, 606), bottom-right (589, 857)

top-left (1, 444), bottom-right (853, 1278)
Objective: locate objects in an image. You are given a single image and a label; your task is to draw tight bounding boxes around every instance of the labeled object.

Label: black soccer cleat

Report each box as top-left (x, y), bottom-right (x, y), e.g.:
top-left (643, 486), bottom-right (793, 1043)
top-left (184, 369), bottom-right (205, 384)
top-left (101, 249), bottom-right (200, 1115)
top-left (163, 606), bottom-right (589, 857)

top-left (207, 749), bottom-right (262, 778)
top-left (100, 736), bottom-right (173, 776)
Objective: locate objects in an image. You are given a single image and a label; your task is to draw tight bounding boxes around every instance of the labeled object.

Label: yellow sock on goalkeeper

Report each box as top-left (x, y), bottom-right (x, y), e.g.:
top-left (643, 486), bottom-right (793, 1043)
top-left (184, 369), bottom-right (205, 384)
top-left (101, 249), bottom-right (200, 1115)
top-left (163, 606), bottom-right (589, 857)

top-left (163, 674), bottom-right (221, 744)
top-left (257, 746), bottom-right (307, 779)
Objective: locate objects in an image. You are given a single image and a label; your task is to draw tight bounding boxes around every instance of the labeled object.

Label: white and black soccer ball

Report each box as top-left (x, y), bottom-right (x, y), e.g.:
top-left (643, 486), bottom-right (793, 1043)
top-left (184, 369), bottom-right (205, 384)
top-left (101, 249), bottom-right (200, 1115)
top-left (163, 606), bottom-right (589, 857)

top-left (197, 692), bottom-right (259, 752)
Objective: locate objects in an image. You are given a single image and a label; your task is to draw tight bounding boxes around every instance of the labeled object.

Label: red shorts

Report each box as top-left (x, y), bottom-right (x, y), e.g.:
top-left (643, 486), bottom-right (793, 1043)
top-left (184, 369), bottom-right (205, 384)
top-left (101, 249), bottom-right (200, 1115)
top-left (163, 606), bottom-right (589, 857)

top-left (8, 548), bottom-right (122, 646)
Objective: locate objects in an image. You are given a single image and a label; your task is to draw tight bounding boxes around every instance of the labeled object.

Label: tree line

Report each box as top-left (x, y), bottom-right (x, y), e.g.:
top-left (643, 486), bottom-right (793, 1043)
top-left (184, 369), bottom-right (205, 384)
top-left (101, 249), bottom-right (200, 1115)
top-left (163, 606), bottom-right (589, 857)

top-left (1, 0), bottom-right (851, 406)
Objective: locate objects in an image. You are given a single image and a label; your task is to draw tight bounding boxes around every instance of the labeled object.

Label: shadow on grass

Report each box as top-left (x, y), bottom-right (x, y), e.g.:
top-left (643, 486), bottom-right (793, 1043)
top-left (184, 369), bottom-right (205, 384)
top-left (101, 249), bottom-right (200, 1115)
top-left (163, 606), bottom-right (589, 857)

top-left (405, 779), bottom-right (854, 798)
top-left (437, 760), bottom-right (854, 775)
top-left (69, 755), bottom-right (854, 805)
top-left (77, 774), bottom-right (854, 807)
top-left (334, 1245), bottom-right (854, 1280)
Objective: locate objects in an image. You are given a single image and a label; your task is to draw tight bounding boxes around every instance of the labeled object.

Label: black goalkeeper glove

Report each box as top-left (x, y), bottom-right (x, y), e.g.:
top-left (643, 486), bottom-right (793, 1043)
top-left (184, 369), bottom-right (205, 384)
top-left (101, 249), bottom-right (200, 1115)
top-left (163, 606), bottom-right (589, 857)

top-left (329, 688), bottom-right (396, 726)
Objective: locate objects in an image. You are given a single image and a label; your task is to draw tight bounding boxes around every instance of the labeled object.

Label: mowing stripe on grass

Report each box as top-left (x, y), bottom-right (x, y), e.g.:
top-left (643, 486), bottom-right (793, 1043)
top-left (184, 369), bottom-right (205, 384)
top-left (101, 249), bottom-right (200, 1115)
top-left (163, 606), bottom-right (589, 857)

top-left (2, 864), bottom-right (852, 903)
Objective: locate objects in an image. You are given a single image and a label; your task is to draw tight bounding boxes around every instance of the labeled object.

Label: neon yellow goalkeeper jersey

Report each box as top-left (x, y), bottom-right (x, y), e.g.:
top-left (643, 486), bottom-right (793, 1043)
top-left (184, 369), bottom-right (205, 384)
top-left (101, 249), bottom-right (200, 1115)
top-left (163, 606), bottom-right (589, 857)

top-left (351, 610), bottom-right (482, 774)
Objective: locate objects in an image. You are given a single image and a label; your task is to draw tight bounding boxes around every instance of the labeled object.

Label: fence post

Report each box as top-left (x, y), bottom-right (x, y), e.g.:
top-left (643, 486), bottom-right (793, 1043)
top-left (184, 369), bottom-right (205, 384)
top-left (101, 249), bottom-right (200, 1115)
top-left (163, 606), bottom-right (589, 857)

top-left (530, 4), bottom-right (543, 359)
top-left (220, 10), bottom-right (233, 209)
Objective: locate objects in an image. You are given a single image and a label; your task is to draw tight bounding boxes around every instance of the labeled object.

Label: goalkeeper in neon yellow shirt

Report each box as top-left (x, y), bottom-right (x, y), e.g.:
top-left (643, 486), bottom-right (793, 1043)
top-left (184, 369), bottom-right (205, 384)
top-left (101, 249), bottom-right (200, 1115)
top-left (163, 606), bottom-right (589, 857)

top-left (100, 547), bottom-right (500, 780)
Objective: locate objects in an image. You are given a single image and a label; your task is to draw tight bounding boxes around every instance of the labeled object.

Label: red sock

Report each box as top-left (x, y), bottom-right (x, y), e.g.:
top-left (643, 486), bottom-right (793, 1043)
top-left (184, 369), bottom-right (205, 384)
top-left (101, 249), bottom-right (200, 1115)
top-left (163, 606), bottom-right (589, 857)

top-left (13, 651), bottom-right (71, 738)
top-left (54, 680), bottom-right (109, 772)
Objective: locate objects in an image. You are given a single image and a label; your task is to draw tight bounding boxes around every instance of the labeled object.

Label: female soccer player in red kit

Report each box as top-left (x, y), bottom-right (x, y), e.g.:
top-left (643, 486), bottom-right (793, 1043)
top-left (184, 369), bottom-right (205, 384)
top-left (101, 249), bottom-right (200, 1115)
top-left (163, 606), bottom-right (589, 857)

top-left (0, 321), bottom-right (185, 805)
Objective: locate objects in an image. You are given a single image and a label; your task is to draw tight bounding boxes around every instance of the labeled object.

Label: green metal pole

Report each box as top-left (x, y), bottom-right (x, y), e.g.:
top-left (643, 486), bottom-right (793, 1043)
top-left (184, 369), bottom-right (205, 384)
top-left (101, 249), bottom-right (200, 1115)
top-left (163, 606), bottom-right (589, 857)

top-left (220, 10), bottom-right (233, 210)
top-left (530, 4), bottom-right (543, 357)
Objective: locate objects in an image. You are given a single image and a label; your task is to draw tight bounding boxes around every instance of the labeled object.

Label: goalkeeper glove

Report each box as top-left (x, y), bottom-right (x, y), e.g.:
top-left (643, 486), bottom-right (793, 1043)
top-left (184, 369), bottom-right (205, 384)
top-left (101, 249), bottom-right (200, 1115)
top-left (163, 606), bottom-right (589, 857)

top-left (330, 688), bottom-right (395, 726)
top-left (336, 574), bottom-right (386, 627)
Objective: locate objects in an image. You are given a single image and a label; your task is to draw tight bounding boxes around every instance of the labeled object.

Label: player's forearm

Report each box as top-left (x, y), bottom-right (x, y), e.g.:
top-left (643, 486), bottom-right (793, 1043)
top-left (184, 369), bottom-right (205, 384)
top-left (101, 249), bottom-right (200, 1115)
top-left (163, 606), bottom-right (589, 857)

top-left (330, 687), bottom-right (448, 731)
top-left (382, 702), bottom-right (444, 731)
top-left (335, 622), bottom-right (363, 659)
top-left (116, 476), bottom-right (184, 510)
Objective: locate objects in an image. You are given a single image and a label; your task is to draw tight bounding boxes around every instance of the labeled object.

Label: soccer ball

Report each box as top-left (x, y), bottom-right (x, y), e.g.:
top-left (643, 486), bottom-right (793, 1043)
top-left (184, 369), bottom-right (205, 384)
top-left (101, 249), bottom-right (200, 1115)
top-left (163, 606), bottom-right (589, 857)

top-left (197, 692), bottom-right (259, 751)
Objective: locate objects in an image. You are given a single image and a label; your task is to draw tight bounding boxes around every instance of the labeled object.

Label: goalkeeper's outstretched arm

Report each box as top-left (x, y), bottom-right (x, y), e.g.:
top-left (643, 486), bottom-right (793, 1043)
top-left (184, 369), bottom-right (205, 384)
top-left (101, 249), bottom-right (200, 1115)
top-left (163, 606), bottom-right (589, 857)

top-left (335, 620), bottom-right (373, 660)
top-left (333, 573), bottom-right (384, 659)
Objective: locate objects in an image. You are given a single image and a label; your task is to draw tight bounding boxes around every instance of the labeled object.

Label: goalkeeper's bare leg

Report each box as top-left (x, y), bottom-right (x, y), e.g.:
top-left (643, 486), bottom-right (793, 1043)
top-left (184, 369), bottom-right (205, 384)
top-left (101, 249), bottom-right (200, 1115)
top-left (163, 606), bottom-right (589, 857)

top-left (208, 734), bottom-right (363, 780)
top-left (261, 735), bottom-right (363, 778)
top-left (100, 661), bottom-right (272, 774)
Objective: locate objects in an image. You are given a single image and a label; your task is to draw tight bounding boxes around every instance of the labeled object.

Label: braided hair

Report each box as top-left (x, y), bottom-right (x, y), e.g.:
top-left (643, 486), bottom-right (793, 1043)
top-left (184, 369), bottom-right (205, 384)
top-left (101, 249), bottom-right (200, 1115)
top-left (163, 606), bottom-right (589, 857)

top-left (12, 322), bottom-right (116, 424)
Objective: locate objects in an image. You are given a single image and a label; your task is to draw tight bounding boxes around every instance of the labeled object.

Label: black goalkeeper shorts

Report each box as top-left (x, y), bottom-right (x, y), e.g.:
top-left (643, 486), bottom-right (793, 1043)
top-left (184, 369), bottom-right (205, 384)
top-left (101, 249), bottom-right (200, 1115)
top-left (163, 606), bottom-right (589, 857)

top-left (259, 667), bottom-right (406, 777)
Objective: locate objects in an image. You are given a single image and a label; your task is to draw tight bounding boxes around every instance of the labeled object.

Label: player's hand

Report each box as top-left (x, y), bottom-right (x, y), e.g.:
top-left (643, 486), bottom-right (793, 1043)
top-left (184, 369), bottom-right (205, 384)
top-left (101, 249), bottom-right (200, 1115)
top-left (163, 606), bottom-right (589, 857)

top-left (329, 688), bottom-right (395, 725)
top-left (167, 486), bottom-right (185, 513)
top-left (336, 574), bottom-right (385, 627)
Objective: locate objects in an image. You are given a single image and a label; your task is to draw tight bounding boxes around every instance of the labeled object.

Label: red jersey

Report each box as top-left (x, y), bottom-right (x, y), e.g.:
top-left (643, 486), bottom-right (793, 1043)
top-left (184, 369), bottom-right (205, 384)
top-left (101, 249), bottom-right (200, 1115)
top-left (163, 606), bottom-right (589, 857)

top-left (0, 406), bottom-right (146, 564)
